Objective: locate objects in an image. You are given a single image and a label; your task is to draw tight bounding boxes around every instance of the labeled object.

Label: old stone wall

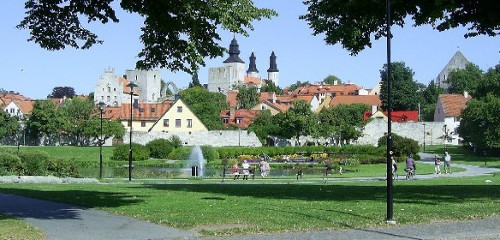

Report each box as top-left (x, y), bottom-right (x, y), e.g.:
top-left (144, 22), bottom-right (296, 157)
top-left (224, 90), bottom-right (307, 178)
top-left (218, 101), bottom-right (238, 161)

top-left (123, 130), bottom-right (262, 147)
top-left (356, 118), bottom-right (450, 146)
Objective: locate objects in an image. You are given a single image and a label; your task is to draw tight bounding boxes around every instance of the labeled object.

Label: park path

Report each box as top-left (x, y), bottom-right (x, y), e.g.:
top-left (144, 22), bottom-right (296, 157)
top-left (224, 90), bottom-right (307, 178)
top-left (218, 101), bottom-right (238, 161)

top-left (0, 192), bottom-right (199, 240)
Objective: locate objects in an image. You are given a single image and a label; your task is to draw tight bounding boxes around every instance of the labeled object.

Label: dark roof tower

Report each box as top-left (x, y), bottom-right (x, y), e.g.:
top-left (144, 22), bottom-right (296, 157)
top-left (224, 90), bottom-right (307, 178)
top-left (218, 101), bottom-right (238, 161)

top-left (267, 51), bottom-right (278, 72)
top-left (247, 52), bottom-right (259, 74)
top-left (223, 37), bottom-right (245, 64)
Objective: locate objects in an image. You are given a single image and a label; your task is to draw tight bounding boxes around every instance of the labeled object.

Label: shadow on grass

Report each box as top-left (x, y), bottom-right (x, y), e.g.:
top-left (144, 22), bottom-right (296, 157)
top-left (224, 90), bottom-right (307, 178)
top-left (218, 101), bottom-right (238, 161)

top-left (140, 183), bottom-right (500, 205)
top-left (0, 190), bottom-right (143, 220)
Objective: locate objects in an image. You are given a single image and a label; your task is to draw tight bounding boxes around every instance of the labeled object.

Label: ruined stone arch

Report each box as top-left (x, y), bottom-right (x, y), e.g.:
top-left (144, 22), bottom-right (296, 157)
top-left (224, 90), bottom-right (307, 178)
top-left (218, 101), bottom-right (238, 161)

top-left (161, 81), bottom-right (178, 97)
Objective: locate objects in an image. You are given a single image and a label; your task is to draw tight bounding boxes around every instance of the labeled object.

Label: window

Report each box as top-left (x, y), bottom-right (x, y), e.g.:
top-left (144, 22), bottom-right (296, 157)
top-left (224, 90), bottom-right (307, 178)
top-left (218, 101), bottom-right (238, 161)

top-left (114, 88), bottom-right (116, 91)
top-left (177, 106), bottom-right (182, 112)
top-left (175, 119), bottom-right (181, 128)
top-left (10, 108), bottom-right (14, 113)
top-left (127, 121), bottom-right (131, 127)
top-left (107, 87), bottom-right (111, 93)
top-left (101, 96), bottom-right (104, 100)
top-left (163, 119), bottom-right (169, 127)
top-left (187, 119), bottom-right (193, 128)
top-left (139, 108), bottom-right (144, 113)
top-left (236, 118), bottom-right (243, 124)
top-left (151, 108), bottom-right (156, 113)
top-left (107, 96), bottom-right (110, 101)
top-left (141, 121), bottom-right (146, 127)
top-left (222, 118), bottom-right (229, 123)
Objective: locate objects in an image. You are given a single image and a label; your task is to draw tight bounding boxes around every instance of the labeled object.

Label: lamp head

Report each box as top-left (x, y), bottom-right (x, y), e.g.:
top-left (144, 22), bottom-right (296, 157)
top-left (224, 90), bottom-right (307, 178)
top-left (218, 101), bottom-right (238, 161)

top-left (127, 82), bottom-right (138, 92)
top-left (98, 101), bottom-right (106, 111)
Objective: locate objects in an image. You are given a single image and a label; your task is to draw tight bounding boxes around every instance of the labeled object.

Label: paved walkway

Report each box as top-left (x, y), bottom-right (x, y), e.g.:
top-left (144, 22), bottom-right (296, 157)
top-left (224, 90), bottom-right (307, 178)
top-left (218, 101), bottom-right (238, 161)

top-left (0, 192), bottom-right (199, 240)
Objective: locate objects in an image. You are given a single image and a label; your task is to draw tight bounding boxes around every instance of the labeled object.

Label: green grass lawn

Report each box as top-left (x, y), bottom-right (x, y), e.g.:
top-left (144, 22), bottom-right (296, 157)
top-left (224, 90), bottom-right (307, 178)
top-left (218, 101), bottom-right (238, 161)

top-left (0, 175), bottom-right (498, 236)
top-left (0, 214), bottom-right (45, 240)
top-left (423, 145), bottom-right (500, 169)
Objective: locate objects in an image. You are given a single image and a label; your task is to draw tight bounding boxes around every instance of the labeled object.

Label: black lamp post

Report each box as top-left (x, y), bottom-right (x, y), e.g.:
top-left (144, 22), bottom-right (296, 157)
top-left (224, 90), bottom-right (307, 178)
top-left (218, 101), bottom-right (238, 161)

top-left (423, 123), bottom-right (426, 151)
top-left (386, 0), bottom-right (395, 223)
top-left (126, 82), bottom-right (138, 181)
top-left (443, 124), bottom-right (447, 152)
top-left (98, 101), bottom-right (106, 179)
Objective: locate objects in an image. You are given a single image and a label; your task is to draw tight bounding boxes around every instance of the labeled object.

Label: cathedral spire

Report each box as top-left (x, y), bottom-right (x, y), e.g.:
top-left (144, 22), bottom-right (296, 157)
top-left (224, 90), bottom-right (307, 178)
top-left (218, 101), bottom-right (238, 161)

top-left (267, 51), bottom-right (278, 72)
top-left (247, 52), bottom-right (259, 74)
top-left (223, 37), bottom-right (245, 64)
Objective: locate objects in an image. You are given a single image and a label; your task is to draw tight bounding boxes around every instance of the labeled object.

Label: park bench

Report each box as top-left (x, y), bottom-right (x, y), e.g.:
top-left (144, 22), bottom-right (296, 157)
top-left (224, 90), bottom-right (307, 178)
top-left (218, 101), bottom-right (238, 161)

top-left (222, 167), bottom-right (256, 182)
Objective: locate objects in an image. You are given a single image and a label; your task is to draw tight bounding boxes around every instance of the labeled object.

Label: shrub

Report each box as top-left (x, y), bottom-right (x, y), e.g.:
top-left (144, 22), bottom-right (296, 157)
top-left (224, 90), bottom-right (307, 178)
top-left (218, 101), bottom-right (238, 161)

top-left (378, 134), bottom-right (419, 158)
top-left (18, 150), bottom-right (51, 176)
top-left (168, 147), bottom-right (193, 160)
top-left (0, 153), bottom-right (22, 174)
top-left (112, 143), bottom-right (150, 161)
top-left (169, 135), bottom-right (183, 148)
top-left (146, 139), bottom-right (174, 159)
top-left (46, 159), bottom-right (81, 178)
top-left (201, 145), bottom-right (218, 162)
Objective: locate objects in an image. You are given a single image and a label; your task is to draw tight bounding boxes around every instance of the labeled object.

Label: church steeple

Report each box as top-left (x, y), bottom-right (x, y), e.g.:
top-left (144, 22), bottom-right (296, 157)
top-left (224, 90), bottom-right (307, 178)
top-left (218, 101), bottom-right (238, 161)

top-left (247, 52), bottom-right (259, 75)
top-left (223, 37), bottom-right (245, 64)
top-left (267, 51), bottom-right (278, 72)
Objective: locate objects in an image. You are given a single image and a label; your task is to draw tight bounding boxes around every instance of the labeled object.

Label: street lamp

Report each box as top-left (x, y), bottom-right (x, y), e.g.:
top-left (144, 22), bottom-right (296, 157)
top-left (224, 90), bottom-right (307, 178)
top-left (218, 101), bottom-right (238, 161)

top-left (127, 82), bottom-right (138, 181)
top-left (423, 123), bottom-right (426, 151)
top-left (385, 0), bottom-right (395, 223)
top-left (443, 124), bottom-right (447, 152)
top-left (98, 101), bottom-right (106, 179)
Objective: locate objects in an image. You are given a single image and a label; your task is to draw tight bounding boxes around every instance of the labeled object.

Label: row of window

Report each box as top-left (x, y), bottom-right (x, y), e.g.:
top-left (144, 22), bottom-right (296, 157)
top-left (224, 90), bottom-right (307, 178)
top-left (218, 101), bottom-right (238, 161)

top-left (222, 118), bottom-right (243, 124)
top-left (163, 119), bottom-right (192, 128)
top-left (5, 108), bottom-right (21, 114)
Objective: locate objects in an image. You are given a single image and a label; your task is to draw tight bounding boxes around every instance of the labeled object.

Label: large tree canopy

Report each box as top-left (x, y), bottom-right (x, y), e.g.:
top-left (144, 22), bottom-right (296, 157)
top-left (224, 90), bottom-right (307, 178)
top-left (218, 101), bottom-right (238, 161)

top-left (302, 0), bottom-right (500, 55)
top-left (48, 86), bottom-right (76, 99)
top-left (446, 63), bottom-right (483, 94)
top-left (18, 0), bottom-right (277, 73)
top-left (380, 62), bottom-right (420, 111)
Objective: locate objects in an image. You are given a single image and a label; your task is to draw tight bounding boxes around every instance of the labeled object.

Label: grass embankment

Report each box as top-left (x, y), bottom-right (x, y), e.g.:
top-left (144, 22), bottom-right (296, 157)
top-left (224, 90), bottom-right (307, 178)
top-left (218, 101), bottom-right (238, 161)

top-left (0, 175), bottom-right (498, 236)
top-left (0, 214), bottom-right (45, 240)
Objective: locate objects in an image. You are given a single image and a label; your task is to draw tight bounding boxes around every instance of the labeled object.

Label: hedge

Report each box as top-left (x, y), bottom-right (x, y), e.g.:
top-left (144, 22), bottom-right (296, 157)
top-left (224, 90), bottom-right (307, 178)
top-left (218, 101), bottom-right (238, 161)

top-left (111, 143), bottom-right (150, 161)
top-left (146, 139), bottom-right (174, 159)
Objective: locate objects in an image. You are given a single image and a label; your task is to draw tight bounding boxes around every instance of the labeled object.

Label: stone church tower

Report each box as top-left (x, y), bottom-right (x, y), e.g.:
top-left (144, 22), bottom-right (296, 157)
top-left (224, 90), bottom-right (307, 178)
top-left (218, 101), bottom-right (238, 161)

top-left (267, 51), bottom-right (279, 86)
top-left (208, 37), bottom-right (245, 92)
top-left (436, 51), bottom-right (469, 90)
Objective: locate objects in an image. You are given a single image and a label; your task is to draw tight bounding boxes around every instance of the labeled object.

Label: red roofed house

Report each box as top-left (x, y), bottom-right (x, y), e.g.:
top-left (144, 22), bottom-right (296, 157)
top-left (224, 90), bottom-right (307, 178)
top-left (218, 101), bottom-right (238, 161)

top-left (220, 108), bottom-right (260, 129)
top-left (434, 92), bottom-right (471, 144)
top-left (102, 100), bottom-right (173, 132)
top-left (364, 109), bottom-right (419, 123)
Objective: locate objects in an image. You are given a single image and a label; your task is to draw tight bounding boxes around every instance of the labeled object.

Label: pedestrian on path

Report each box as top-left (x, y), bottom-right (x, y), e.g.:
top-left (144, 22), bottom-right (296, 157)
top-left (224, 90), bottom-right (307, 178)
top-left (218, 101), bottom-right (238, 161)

top-left (434, 154), bottom-right (441, 174)
top-left (444, 151), bottom-right (452, 174)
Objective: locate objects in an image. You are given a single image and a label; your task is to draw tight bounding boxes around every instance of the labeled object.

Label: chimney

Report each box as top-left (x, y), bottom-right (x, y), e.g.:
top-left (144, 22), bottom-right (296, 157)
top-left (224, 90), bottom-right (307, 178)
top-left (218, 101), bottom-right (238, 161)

top-left (230, 107), bottom-right (236, 120)
top-left (464, 91), bottom-right (469, 98)
top-left (371, 105), bottom-right (378, 114)
top-left (334, 80), bottom-right (338, 85)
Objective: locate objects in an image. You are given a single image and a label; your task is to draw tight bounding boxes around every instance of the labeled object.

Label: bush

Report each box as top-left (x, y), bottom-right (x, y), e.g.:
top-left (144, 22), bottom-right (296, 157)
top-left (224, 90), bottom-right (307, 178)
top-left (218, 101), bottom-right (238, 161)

top-left (169, 135), bottom-right (183, 148)
top-left (0, 153), bottom-right (22, 174)
top-left (46, 159), bottom-right (81, 178)
top-left (168, 147), bottom-right (193, 160)
top-left (201, 145), bottom-right (218, 162)
top-left (146, 139), bottom-right (174, 159)
top-left (112, 143), bottom-right (150, 161)
top-left (378, 134), bottom-right (419, 158)
top-left (18, 150), bottom-right (51, 176)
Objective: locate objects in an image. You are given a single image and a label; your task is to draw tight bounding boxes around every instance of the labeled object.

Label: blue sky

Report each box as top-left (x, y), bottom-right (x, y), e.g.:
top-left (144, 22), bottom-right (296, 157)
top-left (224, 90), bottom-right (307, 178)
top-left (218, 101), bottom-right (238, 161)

top-left (1, 1), bottom-right (499, 99)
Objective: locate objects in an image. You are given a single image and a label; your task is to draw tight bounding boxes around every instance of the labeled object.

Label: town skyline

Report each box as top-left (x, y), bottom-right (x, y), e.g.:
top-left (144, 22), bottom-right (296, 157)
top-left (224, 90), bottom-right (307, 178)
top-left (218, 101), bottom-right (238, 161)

top-left (1, 0), bottom-right (499, 99)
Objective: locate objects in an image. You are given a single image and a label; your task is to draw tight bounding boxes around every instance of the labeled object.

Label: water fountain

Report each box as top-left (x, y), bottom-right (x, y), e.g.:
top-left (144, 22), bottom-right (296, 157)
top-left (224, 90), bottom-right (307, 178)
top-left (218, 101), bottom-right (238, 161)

top-left (186, 146), bottom-right (206, 177)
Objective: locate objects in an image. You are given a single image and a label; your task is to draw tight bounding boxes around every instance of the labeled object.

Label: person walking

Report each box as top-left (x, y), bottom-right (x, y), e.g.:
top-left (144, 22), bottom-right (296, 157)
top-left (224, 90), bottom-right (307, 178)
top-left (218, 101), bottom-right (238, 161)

top-left (434, 154), bottom-right (442, 174)
top-left (444, 151), bottom-right (452, 174)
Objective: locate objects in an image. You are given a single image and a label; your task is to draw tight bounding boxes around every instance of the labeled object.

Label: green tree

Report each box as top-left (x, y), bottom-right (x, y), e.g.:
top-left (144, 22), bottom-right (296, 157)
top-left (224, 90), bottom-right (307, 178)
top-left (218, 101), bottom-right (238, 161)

top-left (317, 103), bottom-right (369, 144)
top-left (260, 81), bottom-right (283, 94)
top-left (420, 80), bottom-right (444, 121)
top-left (247, 110), bottom-right (280, 144)
top-left (18, 0), bottom-right (277, 74)
top-left (380, 62), bottom-right (420, 111)
top-left (446, 63), bottom-right (483, 94)
top-left (275, 100), bottom-right (316, 139)
top-left (301, 0), bottom-right (500, 55)
top-left (179, 86), bottom-right (227, 130)
top-left (0, 111), bottom-right (19, 139)
top-left (323, 75), bottom-right (343, 85)
top-left (188, 71), bottom-right (202, 88)
top-left (236, 86), bottom-right (259, 109)
top-left (475, 64), bottom-right (500, 99)
top-left (458, 94), bottom-right (500, 150)
top-left (47, 86), bottom-right (75, 99)
top-left (27, 100), bottom-right (65, 145)
top-left (60, 97), bottom-right (94, 145)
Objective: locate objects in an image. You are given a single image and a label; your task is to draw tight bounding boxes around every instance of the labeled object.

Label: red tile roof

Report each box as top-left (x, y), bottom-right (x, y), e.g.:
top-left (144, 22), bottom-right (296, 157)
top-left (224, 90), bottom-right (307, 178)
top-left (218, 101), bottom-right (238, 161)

top-left (244, 76), bottom-right (261, 85)
top-left (438, 94), bottom-right (472, 117)
top-left (226, 90), bottom-right (239, 108)
top-left (220, 109), bottom-right (260, 129)
top-left (293, 84), bottom-right (360, 96)
top-left (329, 95), bottom-right (381, 107)
top-left (102, 101), bottom-right (173, 121)
top-left (364, 110), bottom-right (419, 122)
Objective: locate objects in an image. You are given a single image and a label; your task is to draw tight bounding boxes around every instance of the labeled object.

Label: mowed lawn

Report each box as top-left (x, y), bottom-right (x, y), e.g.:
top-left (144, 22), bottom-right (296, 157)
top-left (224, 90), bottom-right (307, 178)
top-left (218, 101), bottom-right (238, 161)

top-left (0, 176), bottom-right (498, 236)
top-left (0, 214), bottom-right (45, 239)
